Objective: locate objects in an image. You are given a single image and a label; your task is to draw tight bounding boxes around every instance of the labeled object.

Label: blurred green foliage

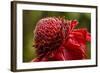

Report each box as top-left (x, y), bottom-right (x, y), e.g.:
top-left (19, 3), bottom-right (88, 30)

top-left (23, 10), bottom-right (91, 62)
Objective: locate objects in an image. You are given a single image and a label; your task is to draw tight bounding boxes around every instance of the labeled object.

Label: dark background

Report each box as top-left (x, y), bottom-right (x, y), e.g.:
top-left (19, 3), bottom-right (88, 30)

top-left (23, 10), bottom-right (91, 62)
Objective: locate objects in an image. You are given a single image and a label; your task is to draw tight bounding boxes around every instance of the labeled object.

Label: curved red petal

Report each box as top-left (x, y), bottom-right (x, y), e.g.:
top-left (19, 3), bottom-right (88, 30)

top-left (70, 20), bottom-right (78, 29)
top-left (73, 28), bottom-right (91, 42)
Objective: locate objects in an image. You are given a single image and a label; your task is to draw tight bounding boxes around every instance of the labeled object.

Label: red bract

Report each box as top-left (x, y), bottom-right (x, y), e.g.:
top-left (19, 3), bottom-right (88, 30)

top-left (32, 17), bottom-right (91, 62)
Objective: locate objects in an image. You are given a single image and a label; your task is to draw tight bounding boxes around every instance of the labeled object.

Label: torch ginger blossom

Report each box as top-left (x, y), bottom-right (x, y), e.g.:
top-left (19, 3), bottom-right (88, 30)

top-left (32, 17), bottom-right (91, 62)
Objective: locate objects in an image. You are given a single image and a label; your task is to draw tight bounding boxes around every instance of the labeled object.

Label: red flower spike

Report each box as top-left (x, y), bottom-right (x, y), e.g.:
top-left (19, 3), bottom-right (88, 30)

top-left (32, 17), bottom-right (91, 62)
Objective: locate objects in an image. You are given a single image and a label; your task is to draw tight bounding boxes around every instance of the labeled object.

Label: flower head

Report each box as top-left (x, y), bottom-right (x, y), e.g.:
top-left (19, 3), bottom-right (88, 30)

top-left (32, 17), bottom-right (91, 62)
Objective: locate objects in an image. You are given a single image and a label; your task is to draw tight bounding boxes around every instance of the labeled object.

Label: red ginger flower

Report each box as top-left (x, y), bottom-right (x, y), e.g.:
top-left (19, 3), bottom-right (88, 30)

top-left (32, 17), bottom-right (91, 62)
